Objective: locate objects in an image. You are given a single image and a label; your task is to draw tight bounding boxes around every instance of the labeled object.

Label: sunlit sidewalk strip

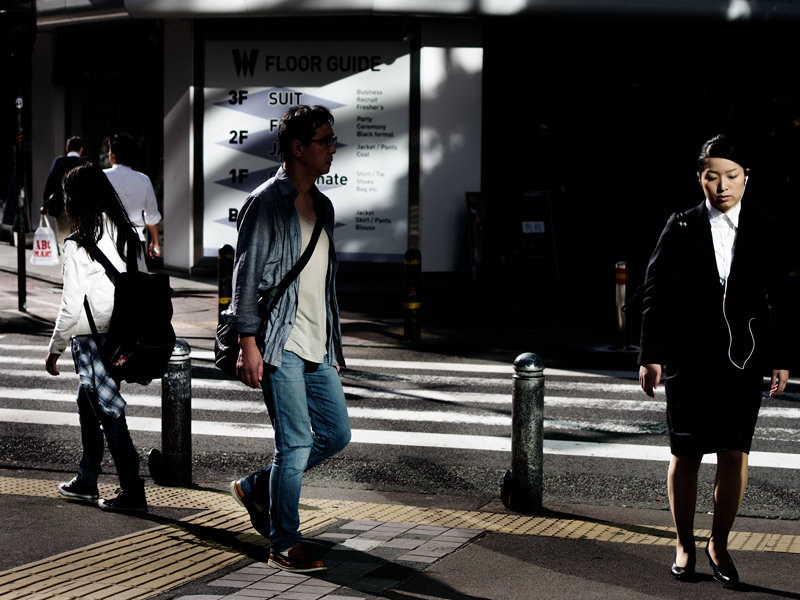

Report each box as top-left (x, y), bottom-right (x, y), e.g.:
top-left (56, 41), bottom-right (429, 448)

top-left (0, 477), bottom-right (798, 599)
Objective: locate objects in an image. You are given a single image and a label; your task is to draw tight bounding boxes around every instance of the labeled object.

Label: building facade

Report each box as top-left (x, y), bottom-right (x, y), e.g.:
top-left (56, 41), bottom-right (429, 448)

top-left (7, 0), bottom-right (800, 304)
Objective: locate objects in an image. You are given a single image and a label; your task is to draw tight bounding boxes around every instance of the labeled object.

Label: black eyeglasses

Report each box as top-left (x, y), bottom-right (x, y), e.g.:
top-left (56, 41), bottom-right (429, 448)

top-left (309, 136), bottom-right (337, 147)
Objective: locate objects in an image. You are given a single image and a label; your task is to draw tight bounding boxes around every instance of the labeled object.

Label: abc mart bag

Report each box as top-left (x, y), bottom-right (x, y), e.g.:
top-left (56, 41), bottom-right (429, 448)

top-left (30, 215), bottom-right (59, 266)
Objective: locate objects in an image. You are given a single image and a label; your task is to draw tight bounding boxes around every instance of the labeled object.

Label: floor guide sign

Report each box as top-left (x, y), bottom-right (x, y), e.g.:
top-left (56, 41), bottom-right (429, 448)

top-left (203, 41), bottom-right (410, 261)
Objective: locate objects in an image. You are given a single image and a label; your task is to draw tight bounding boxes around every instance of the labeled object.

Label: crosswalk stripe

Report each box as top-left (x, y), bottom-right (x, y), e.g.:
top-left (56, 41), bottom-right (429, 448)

top-left (6, 349), bottom-right (800, 393)
top-left (2, 347), bottom-right (799, 467)
top-left (0, 356), bottom-right (49, 365)
top-left (544, 440), bottom-right (800, 469)
top-left (146, 350), bottom-right (639, 379)
top-left (343, 387), bottom-right (511, 404)
top-left (1, 407), bottom-right (797, 469)
top-left (1, 386), bottom-right (800, 420)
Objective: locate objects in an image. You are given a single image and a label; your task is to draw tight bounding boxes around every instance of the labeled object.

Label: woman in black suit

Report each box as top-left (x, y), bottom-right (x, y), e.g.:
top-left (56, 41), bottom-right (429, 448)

top-left (638, 134), bottom-right (793, 586)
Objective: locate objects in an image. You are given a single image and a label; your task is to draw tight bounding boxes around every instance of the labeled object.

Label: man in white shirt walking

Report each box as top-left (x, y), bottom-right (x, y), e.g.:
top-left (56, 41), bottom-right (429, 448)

top-left (103, 133), bottom-right (162, 260)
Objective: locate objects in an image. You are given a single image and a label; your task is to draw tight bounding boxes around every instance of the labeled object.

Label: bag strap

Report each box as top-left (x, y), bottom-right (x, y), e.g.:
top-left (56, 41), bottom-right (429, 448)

top-left (274, 210), bottom-right (325, 297)
top-left (255, 205), bottom-right (325, 333)
top-left (126, 234), bottom-right (140, 274)
top-left (83, 232), bottom-right (140, 358)
top-left (82, 296), bottom-right (104, 354)
top-left (83, 246), bottom-right (118, 351)
top-left (88, 228), bottom-right (142, 284)
top-left (89, 245), bottom-right (121, 285)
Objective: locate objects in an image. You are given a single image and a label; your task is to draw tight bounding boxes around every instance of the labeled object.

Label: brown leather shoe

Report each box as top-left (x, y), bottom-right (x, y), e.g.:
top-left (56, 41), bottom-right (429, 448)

top-left (229, 479), bottom-right (270, 538)
top-left (268, 544), bottom-right (326, 573)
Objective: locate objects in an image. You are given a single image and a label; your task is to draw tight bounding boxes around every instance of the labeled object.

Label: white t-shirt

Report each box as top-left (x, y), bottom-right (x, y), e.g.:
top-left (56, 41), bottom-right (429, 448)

top-left (284, 212), bottom-right (330, 363)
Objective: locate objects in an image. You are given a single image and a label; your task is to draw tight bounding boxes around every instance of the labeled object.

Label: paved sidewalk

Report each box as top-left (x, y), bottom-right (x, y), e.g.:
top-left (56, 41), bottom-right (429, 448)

top-left (2, 473), bottom-right (800, 600)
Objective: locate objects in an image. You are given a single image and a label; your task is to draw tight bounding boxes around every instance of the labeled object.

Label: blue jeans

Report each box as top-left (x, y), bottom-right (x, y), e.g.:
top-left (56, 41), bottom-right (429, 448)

top-left (75, 385), bottom-right (140, 490)
top-left (240, 350), bottom-right (350, 552)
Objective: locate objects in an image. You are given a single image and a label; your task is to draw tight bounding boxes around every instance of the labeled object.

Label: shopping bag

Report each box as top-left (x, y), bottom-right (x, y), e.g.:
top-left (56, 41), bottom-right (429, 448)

top-left (30, 215), bottom-right (59, 266)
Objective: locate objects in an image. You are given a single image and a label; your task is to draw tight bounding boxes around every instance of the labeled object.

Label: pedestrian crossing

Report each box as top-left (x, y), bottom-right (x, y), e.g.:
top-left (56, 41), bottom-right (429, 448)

top-left (1, 341), bottom-right (799, 469)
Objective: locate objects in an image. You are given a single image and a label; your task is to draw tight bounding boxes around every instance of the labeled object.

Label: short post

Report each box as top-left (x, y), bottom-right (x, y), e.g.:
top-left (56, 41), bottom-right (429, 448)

top-left (501, 352), bottom-right (545, 513)
top-left (218, 244), bottom-right (235, 324)
top-left (15, 96), bottom-right (27, 312)
top-left (615, 261), bottom-right (627, 349)
top-left (404, 248), bottom-right (421, 342)
top-left (148, 338), bottom-right (192, 486)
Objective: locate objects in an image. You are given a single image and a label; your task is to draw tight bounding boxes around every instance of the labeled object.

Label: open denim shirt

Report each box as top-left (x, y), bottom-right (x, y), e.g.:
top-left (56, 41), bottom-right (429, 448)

top-left (226, 167), bottom-right (344, 369)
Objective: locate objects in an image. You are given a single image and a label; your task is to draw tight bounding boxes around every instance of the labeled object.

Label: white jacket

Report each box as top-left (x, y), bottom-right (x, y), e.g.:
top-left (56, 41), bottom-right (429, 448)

top-left (48, 216), bottom-right (146, 354)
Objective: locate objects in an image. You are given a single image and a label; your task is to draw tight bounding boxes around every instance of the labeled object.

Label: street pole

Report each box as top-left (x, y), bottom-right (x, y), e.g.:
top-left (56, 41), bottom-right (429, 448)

top-left (15, 96), bottom-right (26, 312)
top-left (403, 248), bottom-right (421, 342)
top-left (615, 261), bottom-right (627, 349)
top-left (5, 0), bottom-right (37, 312)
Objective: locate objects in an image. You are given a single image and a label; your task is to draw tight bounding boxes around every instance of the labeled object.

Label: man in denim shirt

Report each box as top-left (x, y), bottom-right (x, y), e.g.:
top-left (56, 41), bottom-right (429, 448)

top-left (228, 105), bottom-right (351, 572)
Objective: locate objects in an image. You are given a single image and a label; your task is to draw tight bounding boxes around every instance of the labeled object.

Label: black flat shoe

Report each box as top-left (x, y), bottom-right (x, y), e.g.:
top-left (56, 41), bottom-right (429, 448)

top-left (705, 544), bottom-right (739, 586)
top-left (670, 554), bottom-right (696, 581)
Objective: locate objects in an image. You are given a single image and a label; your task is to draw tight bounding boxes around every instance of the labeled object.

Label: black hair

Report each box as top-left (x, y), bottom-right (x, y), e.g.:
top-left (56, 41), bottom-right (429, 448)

top-left (697, 134), bottom-right (749, 174)
top-left (278, 105), bottom-right (334, 162)
top-left (108, 132), bottom-right (136, 167)
top-left (62, 161), bottom-right (139, 262)
top-left (65, 136), bottom-right (84, 153)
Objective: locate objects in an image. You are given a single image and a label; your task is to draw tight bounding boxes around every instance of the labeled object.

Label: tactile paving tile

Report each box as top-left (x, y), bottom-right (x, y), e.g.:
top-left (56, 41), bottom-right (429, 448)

top-left (3, 478), bottom-right (799, 553)
top-left (1, 477), bottom-right (798, 599)
top-left (0, 475), bottom-right (238, 511)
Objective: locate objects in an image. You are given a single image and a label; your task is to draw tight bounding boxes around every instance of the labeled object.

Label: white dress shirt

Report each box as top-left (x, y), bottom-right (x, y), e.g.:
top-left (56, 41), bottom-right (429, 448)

top-left (706, 198), bottom-right (741, 285)
top-left (103, 164), bottom-right (162, 241)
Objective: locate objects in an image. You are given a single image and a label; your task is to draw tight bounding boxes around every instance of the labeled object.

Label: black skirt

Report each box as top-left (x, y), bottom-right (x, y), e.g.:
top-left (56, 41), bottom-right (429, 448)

top-left (663, 364), bottom-right (763, 456)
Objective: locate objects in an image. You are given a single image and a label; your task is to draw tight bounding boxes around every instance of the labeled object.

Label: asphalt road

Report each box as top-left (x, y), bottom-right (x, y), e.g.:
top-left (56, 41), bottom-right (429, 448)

top-left (1, 329), bottom-right (798, 521)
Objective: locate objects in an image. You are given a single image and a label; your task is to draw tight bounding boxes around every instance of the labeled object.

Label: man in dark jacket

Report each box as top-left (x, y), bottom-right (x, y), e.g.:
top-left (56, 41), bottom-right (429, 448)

top-left (41, 136), bottom-right (85, 255)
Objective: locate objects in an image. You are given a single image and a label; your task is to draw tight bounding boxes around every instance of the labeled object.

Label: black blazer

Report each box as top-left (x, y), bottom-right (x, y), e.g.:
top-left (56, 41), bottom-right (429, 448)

top-left (638, 200), bottom-right (794, 373)
top-left (43, 154), bottom-right (84, 216)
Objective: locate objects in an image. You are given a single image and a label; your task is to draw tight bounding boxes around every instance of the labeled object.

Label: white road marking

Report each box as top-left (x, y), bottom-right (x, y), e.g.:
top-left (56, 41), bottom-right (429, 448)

top-left (2, 347), bottom-right (799, 466)
top-left (1, 408), bottom-right (799, 469)
top-left (1, 387), bottom-right (799, 421)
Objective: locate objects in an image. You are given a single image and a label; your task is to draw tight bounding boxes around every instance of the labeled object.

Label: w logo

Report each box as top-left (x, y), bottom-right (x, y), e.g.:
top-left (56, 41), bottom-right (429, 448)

top-left (232, 49), bottom-right (259, 77)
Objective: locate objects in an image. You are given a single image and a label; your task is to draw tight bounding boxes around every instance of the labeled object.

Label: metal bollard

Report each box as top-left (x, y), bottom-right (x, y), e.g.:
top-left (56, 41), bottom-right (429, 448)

top-left (501, 352), bottom-right (545, 514)
top-left (218, 244), bottom-right (235, 324)
top-left (148, 338), bottom-right (192, 486)
top-left (404, 248), bottom-right (421, 342)
top-left (615, 261), bottom-right (627, 349)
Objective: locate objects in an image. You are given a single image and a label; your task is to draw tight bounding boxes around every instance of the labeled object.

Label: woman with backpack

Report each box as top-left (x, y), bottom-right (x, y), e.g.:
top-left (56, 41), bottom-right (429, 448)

top-left (44, 161), bottom-right (148, 513)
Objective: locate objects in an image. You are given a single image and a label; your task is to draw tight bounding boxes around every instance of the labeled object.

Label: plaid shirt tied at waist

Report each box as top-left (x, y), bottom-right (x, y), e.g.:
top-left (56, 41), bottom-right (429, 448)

top-left (71, 335), bottom-right (126, 418)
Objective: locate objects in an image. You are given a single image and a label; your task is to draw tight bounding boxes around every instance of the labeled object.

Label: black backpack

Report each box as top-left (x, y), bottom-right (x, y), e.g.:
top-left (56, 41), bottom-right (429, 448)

top-left (84, 239), bottom-right (176, 384)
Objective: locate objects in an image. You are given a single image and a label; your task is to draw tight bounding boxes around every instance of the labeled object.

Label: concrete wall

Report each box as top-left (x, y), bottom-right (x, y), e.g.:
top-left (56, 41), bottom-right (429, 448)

top-left (419, 43), bottom-right (482, 272)
top-left (30, 31), bottom-right (63, 215)
top-left (162, 20), bottom-right (194, 272)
